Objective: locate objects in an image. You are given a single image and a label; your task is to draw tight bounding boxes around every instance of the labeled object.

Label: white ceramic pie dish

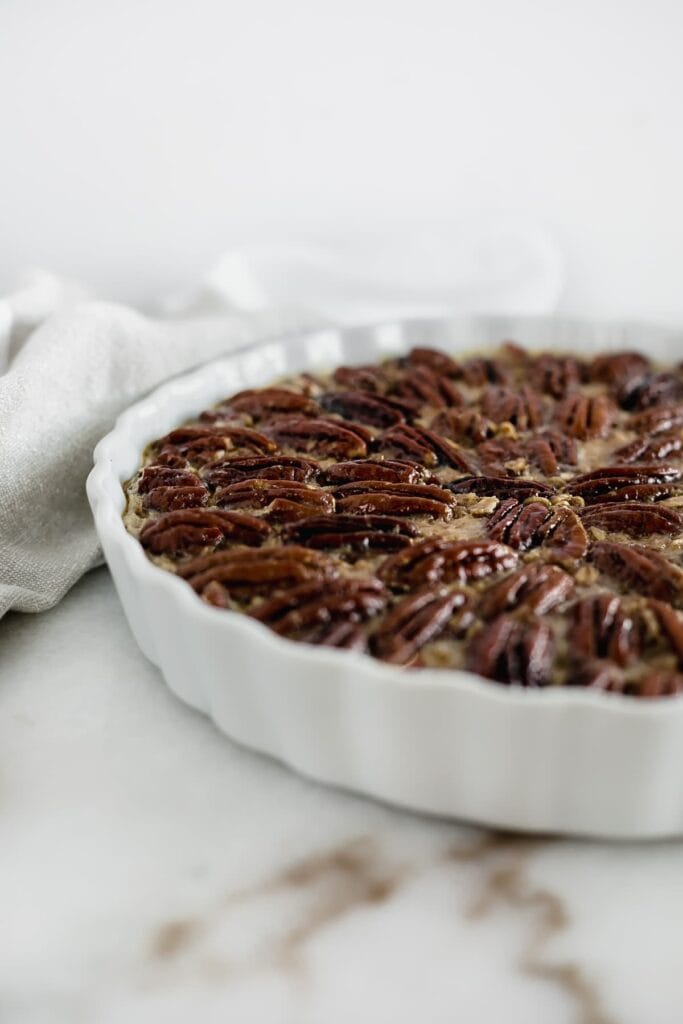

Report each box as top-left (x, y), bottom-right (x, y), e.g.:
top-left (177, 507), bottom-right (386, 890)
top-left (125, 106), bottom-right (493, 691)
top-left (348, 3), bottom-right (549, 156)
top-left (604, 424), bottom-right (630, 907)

top-left (87, 315), bottom-right (683, 839)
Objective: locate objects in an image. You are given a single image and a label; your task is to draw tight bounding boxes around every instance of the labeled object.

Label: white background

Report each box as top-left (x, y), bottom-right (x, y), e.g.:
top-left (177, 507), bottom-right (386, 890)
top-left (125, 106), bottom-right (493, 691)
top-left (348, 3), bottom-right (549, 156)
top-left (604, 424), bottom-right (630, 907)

top-left (2, 0), bottom-right (683, 320)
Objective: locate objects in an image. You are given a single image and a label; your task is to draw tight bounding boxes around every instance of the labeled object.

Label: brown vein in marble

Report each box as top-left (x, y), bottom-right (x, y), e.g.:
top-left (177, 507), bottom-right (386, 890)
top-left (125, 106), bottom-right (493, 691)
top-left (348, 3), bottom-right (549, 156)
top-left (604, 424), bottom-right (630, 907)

top-left (151, 836), bottom-right (409, 977)
top-left (447, 834), bottom-right (617, 1024)
top-left (150, 831), bottom-right (617, 1024)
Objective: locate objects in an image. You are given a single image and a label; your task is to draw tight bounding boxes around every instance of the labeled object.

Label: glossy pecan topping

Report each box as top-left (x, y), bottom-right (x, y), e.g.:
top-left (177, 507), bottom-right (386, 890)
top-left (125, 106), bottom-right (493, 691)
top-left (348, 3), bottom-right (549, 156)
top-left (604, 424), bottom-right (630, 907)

top-left (580, 501), bottom-right (681, 537)
top-left (480, 385), bottom-right (544, 429)
top-left (591, 541), bottom-right (683, 603)
top-left (215, 478), bottom-right (335, 522)
top-left (449, 476), bottom-right (555, 500)
top-left (178, 545), bottom-right (337, 595)
top-left (264, 416), bottom-right (371, 458)
top-left (571, 594), bottom-right (641, 667)
top-left (319, 390), bottom-right (409, 427)
top-left (567, 464), bottom-right (680, 504)
top-left (319, 458), bottom-right (433, 485)
top-left (614, 433), bottom-right (683, 463)
top-left (250, 578), bottom-right (387, 636)
top-left (144, 485), bottom-right (208, 512)
top-left (203, 455), bottom-right (320, 486)
top-left (223, 387), bottom-right (320, 420)
top-left (553, 393), bottom-right (616, 439)
top-left (334, 480), bottom-right (455, 519)
top-left (530, 354), bottom-right (582, 398)
top-left (126, 338), bottom-right (683, 695)
top-left (377, 425), bottom-right (474, 470)
top-left (372, 587), bottom-right (473, 664)
top-left (478, 563), bottom-right (575, 618)
top-left (429, 408), bottom-right (495, 445)
top-left (379, 538), bottom-right (517, 589)
top-left (282, 513), bottom-right (417, 552)
top-left (139, 509), bottom-right (271, 555)
top-left (467, 616), bottom-right (554, 687)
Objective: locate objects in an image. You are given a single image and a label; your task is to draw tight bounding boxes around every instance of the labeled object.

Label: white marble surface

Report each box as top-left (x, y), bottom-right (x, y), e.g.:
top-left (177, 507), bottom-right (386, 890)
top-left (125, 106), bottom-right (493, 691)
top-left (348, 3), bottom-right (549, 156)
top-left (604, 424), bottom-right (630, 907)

top-left (3, 568), bottom-right (683, 1024)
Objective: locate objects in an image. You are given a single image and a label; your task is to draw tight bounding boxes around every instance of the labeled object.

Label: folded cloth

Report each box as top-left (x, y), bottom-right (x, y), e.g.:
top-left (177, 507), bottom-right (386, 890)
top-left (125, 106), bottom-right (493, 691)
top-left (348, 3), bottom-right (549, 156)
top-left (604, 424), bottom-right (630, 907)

top-left (0, 225), bottom-right (563, 618)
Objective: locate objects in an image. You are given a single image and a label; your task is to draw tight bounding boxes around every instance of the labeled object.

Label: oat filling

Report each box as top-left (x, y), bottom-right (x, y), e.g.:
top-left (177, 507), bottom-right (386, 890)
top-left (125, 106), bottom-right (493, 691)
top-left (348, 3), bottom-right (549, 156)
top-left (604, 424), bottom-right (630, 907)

top-left (123, 343), bottom-right (683, 696)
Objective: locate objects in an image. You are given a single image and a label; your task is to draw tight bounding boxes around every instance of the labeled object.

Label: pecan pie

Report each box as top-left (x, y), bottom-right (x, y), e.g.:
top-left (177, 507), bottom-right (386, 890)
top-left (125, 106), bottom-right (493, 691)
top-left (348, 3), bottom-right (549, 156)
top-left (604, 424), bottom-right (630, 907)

top-left (123, 343), bottom-right (683, 697)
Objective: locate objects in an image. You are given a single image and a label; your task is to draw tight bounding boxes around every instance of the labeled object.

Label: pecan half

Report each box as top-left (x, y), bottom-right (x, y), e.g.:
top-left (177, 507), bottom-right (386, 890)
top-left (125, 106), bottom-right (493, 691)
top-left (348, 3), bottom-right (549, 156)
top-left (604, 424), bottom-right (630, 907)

top-left (334, 480), bottom-right (455, 519)
top-left (319, 458), bottom-right (433, 485)
top-left (460, 357), bottom-right (512, 387)
top-left (567, 465), bottom-right (681, 504)
top-left (649, 600), bottom-right (683, 662)
top-left (320, 390), bottom-right (407, 427)
top-left (178, 545), bottom-right (337, 595)
top-left (571, 594), bottom-right (641, 666)
top-left (223, 387), bottom-right (321, 419)
top-left (478, 430), bottom-right (577, 477)
top-left (203, 455), bottom-right (320, 486)
top-left (265, 416), bottom-right (371, 458)
top-left (478, 563), bottom-right (575, 618)
top-left (486, 498), bottom-right (552, 550)
top-left (377, 424), bottom-right (474, 470)
top-left (467, 616), bottom-right (554, 687)
top-left (144, 485), bottom-right (208, 512)
top-left (157, 425), bottom-right (278, 462)
top-left (449, 476), bottom-right (555, 500)
top-left (631, 403), bottom-right (683, 435)
top-left (372, 587), bottom-right (473, 664)
top-left (251, 578), bottom-right (387, 635)
top-left (379, 538), bottom-right (517, 589)
top-left (618, 372), bottom-right (683, 411)
top-left (591, 541), bottom-right (683, 603)
top-left (137, 465), bottom-right (201, 493)
top-left (580, 501), bottom-right (682, 537)
top-left (553, 393), bottom-right (616, 439)
top-left (639, 669), bottom-right (683, 697)
top-left (282, 513), bottom-right (417, 553)
top-left (568, 658), bottom-right (626, 692)
top-left (139, 509), bottom-right (271, 555)
top-left (537, 506), bottom-right (589, 561)
top-left (215, 478), bottom-right (335, 522)
top-left (590, 351), bottom-right (651, 388)
top-left (481, 385), bottom-right (544, 429)
top-left (405, 346), bottom-right (461, 376)
top-left (530, 354), bottom-right (582, 398)
top-left (332, 364), bottom-right (386, 392)
top-left (614, 434), bottom-right (683, 463)
top-left (393, 365), bottom-right (464, 408)
top-left (429, 408), bottom-right (495, 445)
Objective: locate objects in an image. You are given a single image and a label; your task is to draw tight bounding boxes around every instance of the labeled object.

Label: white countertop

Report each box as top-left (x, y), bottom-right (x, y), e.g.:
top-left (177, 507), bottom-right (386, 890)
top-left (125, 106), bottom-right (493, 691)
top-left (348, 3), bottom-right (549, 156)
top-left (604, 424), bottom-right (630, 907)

top-left (3, 567), bottom-right (682, 1024)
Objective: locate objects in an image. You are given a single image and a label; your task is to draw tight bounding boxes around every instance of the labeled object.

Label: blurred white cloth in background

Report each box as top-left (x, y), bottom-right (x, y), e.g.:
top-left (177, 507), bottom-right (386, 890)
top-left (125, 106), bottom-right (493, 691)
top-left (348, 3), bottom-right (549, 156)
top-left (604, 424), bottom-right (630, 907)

top-left (0, 225), bottom-right (563, 617)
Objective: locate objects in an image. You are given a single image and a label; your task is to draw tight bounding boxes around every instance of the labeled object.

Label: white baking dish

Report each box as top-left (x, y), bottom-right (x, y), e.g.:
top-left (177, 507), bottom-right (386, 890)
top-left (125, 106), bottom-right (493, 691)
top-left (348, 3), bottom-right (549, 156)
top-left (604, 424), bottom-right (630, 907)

top-left (87, 315), bottom-right (683, 839)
